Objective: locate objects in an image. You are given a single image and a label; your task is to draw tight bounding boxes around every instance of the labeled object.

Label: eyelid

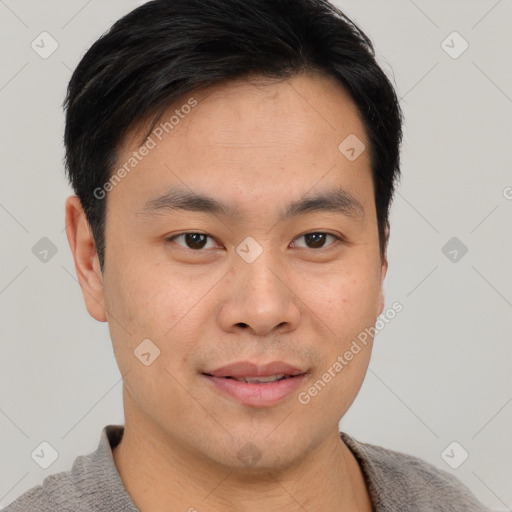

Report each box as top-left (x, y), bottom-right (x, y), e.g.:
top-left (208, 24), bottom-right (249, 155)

top-left (290, 232), bottom-right (341, 249)
top-left (167, 232), bottom-right (220, 250)
top-left (166, 230), bottom-right (344, 251)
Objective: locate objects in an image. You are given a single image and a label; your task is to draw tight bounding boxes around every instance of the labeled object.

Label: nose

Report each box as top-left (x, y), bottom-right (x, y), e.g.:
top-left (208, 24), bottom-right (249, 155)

top-left (217, 254), bottom-right (301, 337)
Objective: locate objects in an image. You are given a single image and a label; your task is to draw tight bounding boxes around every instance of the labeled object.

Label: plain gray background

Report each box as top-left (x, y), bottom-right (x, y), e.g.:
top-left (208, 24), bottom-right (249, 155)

top-left (0, 0), bottom-right (510, 510)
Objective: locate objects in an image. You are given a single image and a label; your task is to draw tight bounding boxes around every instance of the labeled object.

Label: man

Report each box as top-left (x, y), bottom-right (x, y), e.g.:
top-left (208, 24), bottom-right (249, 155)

top-left (4, 0), bottom-right (490, 510)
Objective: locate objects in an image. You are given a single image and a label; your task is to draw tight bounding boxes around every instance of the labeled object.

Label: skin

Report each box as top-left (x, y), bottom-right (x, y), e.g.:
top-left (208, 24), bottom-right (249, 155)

top-left (66, 71), bottom-right (387, 512)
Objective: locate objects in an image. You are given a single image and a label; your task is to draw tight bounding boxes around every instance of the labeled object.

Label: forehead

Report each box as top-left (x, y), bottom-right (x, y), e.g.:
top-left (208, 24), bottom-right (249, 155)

top-left (124, 71), bottom-right (367, 153)
top-left (113, 72), bottom-right (373, 213)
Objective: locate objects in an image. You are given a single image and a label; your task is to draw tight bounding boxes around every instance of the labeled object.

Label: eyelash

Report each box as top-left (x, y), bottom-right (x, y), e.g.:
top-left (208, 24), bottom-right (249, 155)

top-left (166, 232), bottom-right (342, 251)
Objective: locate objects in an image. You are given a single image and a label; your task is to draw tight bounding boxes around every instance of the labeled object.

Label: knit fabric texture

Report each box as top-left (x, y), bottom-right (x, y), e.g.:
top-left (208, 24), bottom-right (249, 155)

top-left (3, 425), bottom-right (490, 511)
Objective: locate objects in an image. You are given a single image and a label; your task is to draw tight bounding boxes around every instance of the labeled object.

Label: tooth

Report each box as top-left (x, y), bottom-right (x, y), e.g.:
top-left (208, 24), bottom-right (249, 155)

top-left (234, 374), bottom-right (286, 383)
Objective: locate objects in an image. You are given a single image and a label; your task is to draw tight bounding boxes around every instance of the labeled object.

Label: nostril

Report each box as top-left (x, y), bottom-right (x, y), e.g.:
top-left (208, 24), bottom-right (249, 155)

top-left (237, 322), bottom-right (249, 328)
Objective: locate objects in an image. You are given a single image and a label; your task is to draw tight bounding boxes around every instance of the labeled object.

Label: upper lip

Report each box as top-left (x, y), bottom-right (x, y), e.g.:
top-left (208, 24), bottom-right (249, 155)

top-left (203, 361), bottom-right (306, 378)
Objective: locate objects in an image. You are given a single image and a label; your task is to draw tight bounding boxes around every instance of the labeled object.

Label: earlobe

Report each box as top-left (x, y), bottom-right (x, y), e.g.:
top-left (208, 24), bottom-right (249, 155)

top-left (65, 196), bottom-right (108, 322)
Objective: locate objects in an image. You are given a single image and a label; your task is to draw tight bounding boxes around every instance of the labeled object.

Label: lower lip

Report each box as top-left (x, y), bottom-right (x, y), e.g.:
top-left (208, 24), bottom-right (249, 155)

top-left (203, 374), bottom-right (306, 407)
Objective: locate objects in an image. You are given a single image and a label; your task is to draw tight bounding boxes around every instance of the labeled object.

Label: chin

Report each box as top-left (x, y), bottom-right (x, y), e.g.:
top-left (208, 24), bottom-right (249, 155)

top-left (202, 427), bottom-right (313, 473)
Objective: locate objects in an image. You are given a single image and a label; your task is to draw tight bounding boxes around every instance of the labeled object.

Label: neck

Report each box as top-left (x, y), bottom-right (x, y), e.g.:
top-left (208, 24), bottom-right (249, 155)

top-left (112, 401), bottom-right (372, 511)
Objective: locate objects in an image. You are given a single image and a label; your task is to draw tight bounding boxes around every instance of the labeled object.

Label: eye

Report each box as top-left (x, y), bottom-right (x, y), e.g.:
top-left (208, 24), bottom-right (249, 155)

top-left (168, 232), bottom-right (218, 250)
top-left (290, 232), bottom-right (340, 249)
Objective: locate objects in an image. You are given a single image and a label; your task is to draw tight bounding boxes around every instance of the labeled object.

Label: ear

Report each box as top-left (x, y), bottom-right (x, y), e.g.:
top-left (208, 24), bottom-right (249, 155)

top-left (377, 224), bottom-right (389, 316)
top-left (65, 195), bottom-right (107, 322)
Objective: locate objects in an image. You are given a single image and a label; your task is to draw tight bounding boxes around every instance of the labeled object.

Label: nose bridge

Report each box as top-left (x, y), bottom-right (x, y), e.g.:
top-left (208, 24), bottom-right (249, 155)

top-left (238, 243), bottom-right (284, 303)
top-left (217, 240), bottom-right (300, 336)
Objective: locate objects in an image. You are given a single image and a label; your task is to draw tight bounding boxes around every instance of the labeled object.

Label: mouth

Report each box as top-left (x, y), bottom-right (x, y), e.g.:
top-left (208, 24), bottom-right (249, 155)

top-left (201, 361), bottom-right (308, 406)
top-left (202, 373), bottom-right (302, 383)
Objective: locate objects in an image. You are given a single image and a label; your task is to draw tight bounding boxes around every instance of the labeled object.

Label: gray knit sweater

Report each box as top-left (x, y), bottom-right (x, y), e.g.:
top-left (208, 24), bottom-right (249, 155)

top-left (2, 425), bottom-right (490, 511)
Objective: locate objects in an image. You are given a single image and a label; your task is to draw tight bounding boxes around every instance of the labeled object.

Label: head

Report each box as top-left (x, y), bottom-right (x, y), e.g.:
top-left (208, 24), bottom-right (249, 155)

top-left (65, 0), bottom-right (402, 471)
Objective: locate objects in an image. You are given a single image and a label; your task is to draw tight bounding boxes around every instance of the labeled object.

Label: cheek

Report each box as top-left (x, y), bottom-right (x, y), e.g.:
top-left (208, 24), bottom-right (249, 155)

top-left (104, 258), bottom-right (188, 331)
top-left (302, 264), bottom-right (382, 332)
top-left (102, 265), bottom-right (199, 412)
top-left (302, 268), bottom-right (380, 413)
top-left (103, 257), bottom-right (221, 378)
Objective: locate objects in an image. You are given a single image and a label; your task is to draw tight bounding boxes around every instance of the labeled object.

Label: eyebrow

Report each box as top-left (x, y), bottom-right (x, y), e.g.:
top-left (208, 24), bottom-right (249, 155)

top-left (138, 185), bottom-right (364, 222)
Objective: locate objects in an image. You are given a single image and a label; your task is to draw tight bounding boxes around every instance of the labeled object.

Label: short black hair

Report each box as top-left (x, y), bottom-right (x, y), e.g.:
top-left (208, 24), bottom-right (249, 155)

top-left (64, 0), bottom-right (403, 270)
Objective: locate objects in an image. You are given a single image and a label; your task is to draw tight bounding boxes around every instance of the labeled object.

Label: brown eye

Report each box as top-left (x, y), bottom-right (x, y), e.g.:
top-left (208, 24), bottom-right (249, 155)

top-left (169, 233), bottom-right (216, 250)
top-left (292, 232), bottom-right (338, 249)
top-left (305, 233), bottom-right (327, 248)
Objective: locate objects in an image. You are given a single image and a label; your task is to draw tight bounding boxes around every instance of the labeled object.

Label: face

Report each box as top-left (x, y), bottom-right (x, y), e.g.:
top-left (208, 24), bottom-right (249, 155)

top-left (67, 71), bottom-right (387, 471)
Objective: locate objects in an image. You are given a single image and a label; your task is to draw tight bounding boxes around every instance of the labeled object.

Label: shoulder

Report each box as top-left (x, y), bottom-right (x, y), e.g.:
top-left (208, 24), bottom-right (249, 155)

top-left (1, 470), bottom-right (78, 512)
top-left (2, 425), bottom-right (135, 512)
top-left (340, 432), bottom-right (491, 512)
